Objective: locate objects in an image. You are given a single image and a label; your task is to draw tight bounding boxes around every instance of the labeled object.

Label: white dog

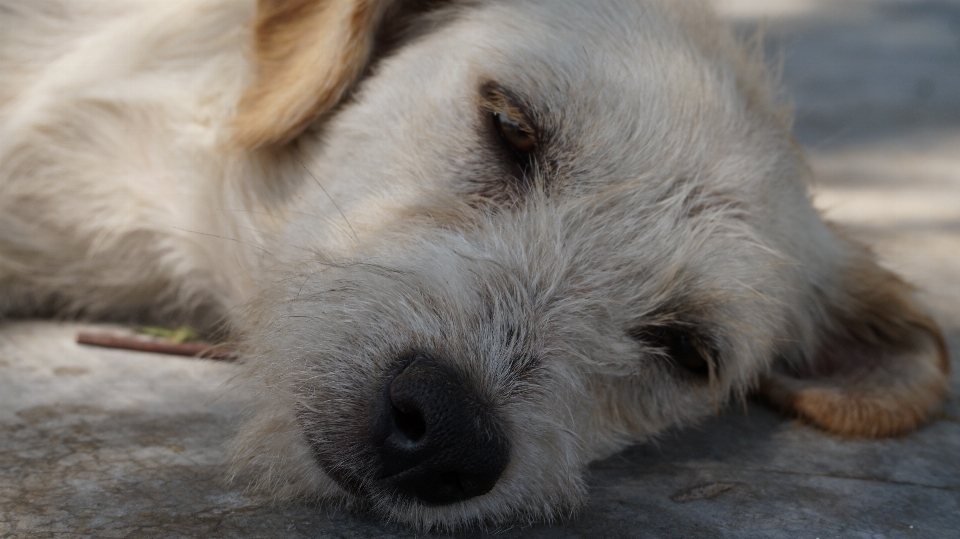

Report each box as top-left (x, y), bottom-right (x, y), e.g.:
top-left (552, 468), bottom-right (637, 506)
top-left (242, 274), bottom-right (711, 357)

top-left (0, 0), bottom-right (950, 530)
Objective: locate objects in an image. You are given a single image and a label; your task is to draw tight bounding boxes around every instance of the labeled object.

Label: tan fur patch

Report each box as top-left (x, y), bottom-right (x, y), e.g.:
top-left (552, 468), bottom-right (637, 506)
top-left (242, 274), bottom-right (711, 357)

top-left (232, 0), bottom-right (393, 149)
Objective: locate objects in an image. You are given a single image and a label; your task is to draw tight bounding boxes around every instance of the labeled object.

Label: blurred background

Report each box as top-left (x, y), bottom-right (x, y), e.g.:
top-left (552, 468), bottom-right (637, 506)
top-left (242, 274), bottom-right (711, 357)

top-left (719, 0), bottom-right (960, 338)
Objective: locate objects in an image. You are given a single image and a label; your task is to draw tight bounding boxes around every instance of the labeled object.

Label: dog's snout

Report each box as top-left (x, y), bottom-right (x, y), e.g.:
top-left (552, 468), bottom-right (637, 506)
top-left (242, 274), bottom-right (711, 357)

top-left (372, 353), bottom-right (509, 506)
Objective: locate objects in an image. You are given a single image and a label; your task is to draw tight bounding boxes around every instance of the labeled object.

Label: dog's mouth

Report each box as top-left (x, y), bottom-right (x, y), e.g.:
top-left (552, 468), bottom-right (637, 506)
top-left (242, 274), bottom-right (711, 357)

top-left (301, 350), bottom-right (511, 507)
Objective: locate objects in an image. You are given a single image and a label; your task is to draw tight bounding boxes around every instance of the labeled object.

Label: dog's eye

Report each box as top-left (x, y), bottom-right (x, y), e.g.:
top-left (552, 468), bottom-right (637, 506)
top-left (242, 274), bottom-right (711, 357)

top-left (480, 83), bottom-right (538, 163)
top-left (635, 326), bottom-right (712, 378)
top-left (492, 111), bottom-right (537, 155)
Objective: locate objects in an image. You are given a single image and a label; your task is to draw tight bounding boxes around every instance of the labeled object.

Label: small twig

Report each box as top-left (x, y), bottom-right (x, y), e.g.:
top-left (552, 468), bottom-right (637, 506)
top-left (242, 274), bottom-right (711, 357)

top-left (670, 482), bottom-right (736, 503)
top-left (76, 331), bottom-right (238, 361)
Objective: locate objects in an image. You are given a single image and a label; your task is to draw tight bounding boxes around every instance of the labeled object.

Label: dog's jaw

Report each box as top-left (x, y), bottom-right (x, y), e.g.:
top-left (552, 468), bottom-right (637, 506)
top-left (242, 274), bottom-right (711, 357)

top-left (230, 193), bottom-right (792, 528)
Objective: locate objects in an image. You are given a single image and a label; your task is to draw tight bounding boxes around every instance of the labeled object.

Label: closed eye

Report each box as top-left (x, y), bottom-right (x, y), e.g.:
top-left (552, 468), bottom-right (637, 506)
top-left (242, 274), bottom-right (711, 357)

top-left (630, 325), bottom-right (716, 380)
top-left (492, 110), bottom-right (537, 156)
top-left (479, 83), bottom-right (538, 172)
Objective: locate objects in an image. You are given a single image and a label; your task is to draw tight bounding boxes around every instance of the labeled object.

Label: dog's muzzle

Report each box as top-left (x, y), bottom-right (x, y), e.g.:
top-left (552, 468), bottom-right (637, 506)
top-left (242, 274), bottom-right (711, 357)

top-left (370, 352), bottom-right (510, 505)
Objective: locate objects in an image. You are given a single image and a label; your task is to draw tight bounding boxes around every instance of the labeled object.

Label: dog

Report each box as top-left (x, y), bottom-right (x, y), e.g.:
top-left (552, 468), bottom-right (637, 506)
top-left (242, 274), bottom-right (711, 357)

top-left (0, 0), bottom-right (951, 530)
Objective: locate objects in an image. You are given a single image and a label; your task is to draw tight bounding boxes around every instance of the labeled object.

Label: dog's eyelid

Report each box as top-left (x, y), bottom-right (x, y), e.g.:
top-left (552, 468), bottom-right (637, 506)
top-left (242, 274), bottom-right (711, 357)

top-left (629, 324), bottom-right (717, 379)
top-left (492, 111), bottom-right (537, 155)
top-left (478, 82), bottom-right (529, 113)
top-left (478, 82), bottom-right (539, 158)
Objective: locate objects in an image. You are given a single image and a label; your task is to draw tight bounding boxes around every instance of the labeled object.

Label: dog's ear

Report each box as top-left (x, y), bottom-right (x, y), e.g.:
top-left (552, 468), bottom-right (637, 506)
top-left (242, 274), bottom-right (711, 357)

top-left (232, 0), bottom-right (398, 149)
top-left (761, 246), bottom-right (950, 437)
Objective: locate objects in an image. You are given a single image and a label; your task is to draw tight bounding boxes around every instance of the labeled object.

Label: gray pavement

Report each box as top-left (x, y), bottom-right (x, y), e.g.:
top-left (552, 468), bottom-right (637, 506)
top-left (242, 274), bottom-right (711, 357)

top-left (2, 1), bottom-right (960, 537)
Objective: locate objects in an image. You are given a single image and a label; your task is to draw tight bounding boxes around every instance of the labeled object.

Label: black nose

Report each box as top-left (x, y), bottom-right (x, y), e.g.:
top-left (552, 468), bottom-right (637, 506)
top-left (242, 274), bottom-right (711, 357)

top-left (371, 352), bottom-right (510, 505)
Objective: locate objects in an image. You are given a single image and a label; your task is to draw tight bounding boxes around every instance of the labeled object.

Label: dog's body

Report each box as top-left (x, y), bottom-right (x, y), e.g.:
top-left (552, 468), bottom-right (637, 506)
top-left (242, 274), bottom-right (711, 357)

top-left (0, 0), bottom-right (950, 529)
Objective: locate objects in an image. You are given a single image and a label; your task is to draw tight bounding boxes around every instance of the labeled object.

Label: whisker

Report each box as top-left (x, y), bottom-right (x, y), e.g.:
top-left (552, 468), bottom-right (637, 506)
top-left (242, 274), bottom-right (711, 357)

top-left (171, 227), bottom-right (278, 260)
top-left (287, 190), bottom-right (363, 244)
top-left (218, 206), bottom-right (353, 225)
top-left (299, 159), bottom-right (361, 246)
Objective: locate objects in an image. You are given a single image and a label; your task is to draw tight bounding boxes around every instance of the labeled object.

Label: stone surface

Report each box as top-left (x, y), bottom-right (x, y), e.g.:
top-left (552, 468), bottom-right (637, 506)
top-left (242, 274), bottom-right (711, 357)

top-left (2, 1), bottom-right (959, 537)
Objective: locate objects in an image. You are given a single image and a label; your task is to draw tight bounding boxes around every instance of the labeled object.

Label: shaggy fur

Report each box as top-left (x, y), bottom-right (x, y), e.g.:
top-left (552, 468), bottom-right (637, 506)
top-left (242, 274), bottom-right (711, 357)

top-left (0, 0), bottom-right (950, 530)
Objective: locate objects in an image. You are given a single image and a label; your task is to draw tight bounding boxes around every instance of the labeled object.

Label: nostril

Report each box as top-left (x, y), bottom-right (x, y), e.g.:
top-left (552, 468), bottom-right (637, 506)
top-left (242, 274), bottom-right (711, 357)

top-left (372, 353), bottom-right (510, 505)
top-left (391, 403), bottom-right (426, 443)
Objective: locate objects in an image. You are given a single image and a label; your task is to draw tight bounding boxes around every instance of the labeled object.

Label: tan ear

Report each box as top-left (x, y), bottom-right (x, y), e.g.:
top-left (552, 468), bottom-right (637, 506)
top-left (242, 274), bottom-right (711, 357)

top-left (761, 248), bottom-right (950, 437)
top-left (232, 0), bottom-right (395, 149)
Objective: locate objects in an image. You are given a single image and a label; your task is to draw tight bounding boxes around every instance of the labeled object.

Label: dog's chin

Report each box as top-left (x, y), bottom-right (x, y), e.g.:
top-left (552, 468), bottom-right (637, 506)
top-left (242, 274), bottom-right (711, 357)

top-left (310, 464), bottom-right (494, 530)
top-left (306, 439), bottom-right (584, 531)
top-left (306, 436), bottom-right (502, 529)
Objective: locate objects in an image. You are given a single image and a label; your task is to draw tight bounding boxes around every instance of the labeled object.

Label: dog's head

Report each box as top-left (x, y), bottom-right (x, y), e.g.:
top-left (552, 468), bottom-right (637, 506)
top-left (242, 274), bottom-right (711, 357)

top-left (229, 0), bottom-right (949, 529)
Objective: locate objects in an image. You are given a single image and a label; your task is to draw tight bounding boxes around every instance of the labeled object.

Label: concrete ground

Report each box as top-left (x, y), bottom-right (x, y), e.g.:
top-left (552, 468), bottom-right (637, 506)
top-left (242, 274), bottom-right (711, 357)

top-left (2, 1), bottom-right (959, 537)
